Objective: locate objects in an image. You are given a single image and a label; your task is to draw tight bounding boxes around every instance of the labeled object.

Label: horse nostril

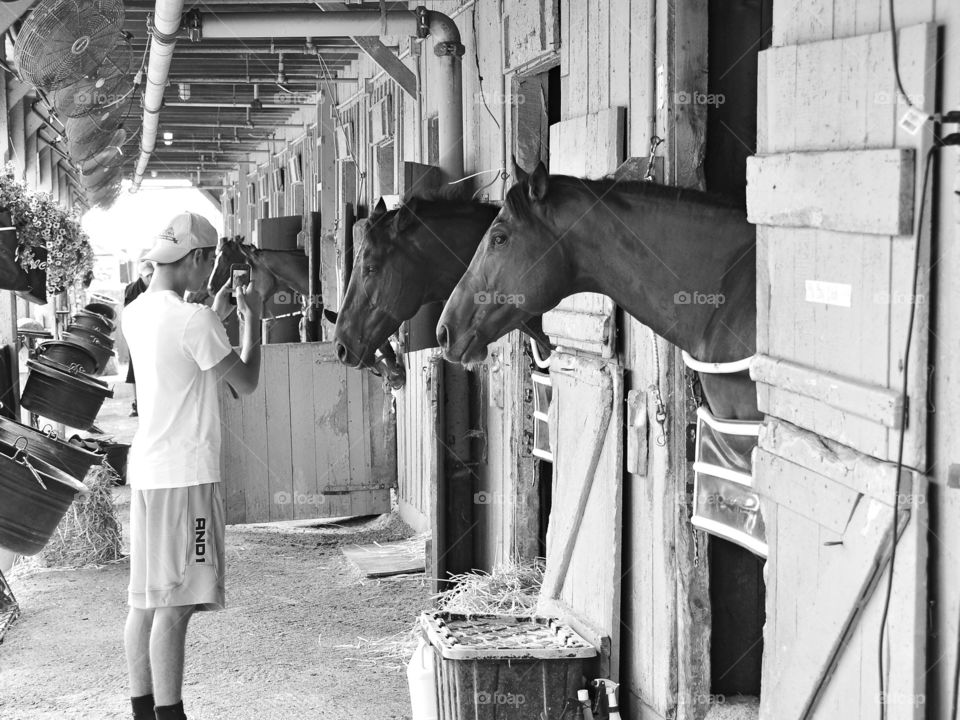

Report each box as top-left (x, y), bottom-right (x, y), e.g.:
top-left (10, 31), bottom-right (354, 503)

top-left (335, 341), bottom-right (348, 363)
top-left (436, 323), bottom-right (449, 349)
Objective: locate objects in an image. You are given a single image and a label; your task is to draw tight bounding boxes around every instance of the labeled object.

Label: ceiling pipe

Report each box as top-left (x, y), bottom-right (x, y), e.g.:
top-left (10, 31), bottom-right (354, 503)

top-left (134, 0), bottom-right (185, 186)
top-left (167, 76), bottom-right (359, 84)
top-left (132, 5), bottom-right (465, 189)
top-left (165, 102), bottom-right (316, 108)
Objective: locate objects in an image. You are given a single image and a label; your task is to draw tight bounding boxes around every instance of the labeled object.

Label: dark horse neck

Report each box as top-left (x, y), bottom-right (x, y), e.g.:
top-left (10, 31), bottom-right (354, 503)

top-left (554, 178), bottom-right (758, 420)
top-left (417, 203), bottom-right (501, 303)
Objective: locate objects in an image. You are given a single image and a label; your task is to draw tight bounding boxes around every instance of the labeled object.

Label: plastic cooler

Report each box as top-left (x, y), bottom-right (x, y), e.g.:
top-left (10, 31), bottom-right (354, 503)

top-left (419, 612), bottom-right (596, 720)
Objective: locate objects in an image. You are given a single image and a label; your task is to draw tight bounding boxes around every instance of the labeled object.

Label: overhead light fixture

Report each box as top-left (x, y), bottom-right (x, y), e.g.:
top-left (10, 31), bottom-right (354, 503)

top-left (150, 170), bottom-right (158, 178)
top-left (163, 131), bottom-right (173, 146)
top-left (276, 53), bottom-right (287, 85)
top-left (178, 83), bottom-right (191, 101)
top-left (250, 84), bottom-right (262, 111)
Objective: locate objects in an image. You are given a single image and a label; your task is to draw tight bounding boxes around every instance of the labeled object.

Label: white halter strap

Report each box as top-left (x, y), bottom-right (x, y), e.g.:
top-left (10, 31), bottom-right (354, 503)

top-left (681, 350), bottom-right (754, 375)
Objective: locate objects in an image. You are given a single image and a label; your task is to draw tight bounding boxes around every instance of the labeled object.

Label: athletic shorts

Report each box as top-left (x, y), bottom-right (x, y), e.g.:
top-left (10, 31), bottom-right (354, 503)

top-left (128, 482), bottom-right (226, 611)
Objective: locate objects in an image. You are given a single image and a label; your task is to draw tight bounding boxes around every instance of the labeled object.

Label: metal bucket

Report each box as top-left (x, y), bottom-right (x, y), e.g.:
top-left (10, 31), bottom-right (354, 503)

top-left (35, 340), bottom-right (99, 375)
top-left (64, 323), bottom-right (114, 349)
top-left (71, 310), bottom-right (115, 336)
top-left (83, 302), bottom-right (117, 323)
top-left (0, 417), bottom-right (103, 481)
top-left (60, 331), bottom-right (114, 375)
top-left (20, 359), bottom-right (114, 430)
top-left (0, 437), bottom-right (89, 555)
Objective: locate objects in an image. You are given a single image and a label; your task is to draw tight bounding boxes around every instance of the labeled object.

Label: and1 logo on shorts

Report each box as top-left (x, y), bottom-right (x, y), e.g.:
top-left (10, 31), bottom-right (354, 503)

top-left (195, 517), bottom-right (207, 563)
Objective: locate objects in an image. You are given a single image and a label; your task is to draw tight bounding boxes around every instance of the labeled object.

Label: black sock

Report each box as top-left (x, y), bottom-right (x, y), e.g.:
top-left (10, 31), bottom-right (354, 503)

top-left (131, 694), bottom-right (154, 720)
top-left (154, 701), bottom-right (187, 720)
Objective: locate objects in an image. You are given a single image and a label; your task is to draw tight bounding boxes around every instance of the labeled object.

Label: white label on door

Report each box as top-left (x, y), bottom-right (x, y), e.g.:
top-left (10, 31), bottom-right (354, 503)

top-left (805, 280), bottom-right (852, 307)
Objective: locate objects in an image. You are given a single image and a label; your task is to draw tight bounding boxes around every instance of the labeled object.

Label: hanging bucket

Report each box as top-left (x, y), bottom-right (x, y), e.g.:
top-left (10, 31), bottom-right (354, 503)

top-left (0, 416), bottom-right (103, 480)
top-left (35, 340), bottom-right (99, 375)
top-left (83, 302), bottom-right (117, 323)
top-left (0, 437), bottom-right (90, 556)
top-left (64, 322), bottom-right (114, 348)
top-left (20, 359), bottom-right (113, 430)
top-left (71, 310), bottom-right (115, 335)
top-left (60, 330), bottom-right (114, 374)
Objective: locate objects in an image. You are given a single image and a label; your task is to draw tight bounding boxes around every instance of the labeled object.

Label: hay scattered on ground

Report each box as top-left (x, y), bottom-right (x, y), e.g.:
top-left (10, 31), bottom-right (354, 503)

top-left (34, 464), bottom-right (123, 568)
top-left (340, 559), bottom-right (546, 671)
top-left (435, 559), bottom-right (545, 616)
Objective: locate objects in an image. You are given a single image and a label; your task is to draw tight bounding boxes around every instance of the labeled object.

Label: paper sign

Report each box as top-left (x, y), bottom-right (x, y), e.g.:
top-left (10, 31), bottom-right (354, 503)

top-left (805, 280), bottom-right (852, 307)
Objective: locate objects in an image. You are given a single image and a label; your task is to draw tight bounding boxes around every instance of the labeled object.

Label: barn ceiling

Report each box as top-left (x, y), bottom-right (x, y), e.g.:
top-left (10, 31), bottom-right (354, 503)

top-left (10, 1), bottom-right (415, 190)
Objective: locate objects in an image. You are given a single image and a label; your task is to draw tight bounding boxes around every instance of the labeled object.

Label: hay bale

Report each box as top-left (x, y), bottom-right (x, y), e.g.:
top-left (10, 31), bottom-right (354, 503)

top-left (435, 559), bottom-right (545, 617)
top-left (34, 464), bottom-right (122, 568)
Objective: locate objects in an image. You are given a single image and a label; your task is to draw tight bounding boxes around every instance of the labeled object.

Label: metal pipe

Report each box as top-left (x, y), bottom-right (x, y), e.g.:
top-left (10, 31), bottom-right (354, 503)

top-left (167, 76), bottom-right (358, 84)
top-left (165, 102), bottom-right (316, 108)
top-left (134, 0), bottom-right (185, 184)
top-left (200, 11), bottom-right (419, 40)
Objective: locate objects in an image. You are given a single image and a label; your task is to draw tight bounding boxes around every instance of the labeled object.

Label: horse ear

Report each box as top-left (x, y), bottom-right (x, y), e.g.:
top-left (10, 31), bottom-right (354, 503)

top-left (395, 199), bottom-right (419, 232)
top-left (374, 197), bottom-right (387, 214)
top-left (528, 161), bottom-right (549, 203)
top-left (512, 156), bottom-right (529, 184)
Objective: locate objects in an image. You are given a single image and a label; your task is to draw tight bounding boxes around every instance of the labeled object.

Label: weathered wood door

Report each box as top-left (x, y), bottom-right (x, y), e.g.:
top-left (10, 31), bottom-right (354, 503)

top-left (747, 18), bottom-right (936, 719)
top-left (218, 341), bottom-right (395, 524)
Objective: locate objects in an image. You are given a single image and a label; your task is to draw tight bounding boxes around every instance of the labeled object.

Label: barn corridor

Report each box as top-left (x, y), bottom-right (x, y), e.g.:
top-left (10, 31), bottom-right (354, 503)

top-left (1, 505), bottom-right (426, 719)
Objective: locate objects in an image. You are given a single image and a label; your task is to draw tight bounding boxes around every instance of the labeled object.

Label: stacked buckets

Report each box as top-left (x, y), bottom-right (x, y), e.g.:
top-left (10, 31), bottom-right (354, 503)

top-left (20, 301), bottom-right (115, 430)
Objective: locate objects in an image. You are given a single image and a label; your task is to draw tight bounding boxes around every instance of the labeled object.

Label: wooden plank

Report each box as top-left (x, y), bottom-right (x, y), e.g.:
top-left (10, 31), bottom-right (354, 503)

top-left (538, 354), bottom-right (623, 677)
top-left (341, 538), bottom-right (425, 578)
top-left (541, 308), bottom-right (613, 353)
top-left (754, 449), bottom-right (859, 535)
top-left (628, 0), bottom-right (654, 157)
top-left (313, 342), bottom-right (350, 519)
top-left (768, 494), bottom-right (920, 719)
top-left (351, 37), bottom-right (416, 97)
top-left (587, 0), bottom-right (609, 115)
top-left (609, 0), bottom-right (631, 109)
top-left (240, 359), bottom-right (270, 522)
top-left (746, 149), bottom-right (915, 235)
top-left (565, 0), bottom-right (589, 118)
top-left (752, 355), bottom-right (904, 428)
top-left (670, 0), bottom-right (708, 189)
top-left (758, 418), bottom-right (909, 503)
top-left (288, 343), bottom-right (318, 520)
top-left (264, 345), bottom-right (293, 521)
top-left (219, 385), bottom-right (246, 524)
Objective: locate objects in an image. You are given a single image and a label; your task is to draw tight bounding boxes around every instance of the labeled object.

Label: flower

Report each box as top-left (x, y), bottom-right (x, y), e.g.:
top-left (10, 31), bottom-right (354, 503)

top-left (0, 163), bottom-right (94, 295)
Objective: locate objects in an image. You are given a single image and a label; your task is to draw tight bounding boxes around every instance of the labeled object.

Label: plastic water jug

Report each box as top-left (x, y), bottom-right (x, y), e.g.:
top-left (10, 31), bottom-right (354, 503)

top-left (407, 638), bottom-right (439, 720)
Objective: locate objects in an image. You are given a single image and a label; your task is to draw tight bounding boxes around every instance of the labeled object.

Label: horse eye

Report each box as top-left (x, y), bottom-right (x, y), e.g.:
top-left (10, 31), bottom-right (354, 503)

top-left (364, 264), bottom-right (377, 275)
top-left (491, 234), bottom-right (508, 247)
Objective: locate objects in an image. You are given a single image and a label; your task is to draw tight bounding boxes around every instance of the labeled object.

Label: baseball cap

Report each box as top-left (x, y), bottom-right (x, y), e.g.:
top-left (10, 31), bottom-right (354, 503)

top-left (143, 212), bottom-right (218, 264)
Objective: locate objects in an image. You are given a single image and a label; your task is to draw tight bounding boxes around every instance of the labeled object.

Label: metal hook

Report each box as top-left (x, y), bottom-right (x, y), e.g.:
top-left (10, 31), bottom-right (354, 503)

top-left (643, 135), bottom-right (664, 183)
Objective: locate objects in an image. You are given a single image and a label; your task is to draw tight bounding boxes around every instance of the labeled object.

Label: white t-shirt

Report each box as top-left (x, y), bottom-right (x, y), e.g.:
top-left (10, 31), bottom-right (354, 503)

top-left (122, 290), bottom-right (233, 490)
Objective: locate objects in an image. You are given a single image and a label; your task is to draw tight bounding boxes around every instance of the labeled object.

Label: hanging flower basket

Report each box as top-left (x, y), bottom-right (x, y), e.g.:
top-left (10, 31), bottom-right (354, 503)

top-left (0, 164), bottom-right (95, 303)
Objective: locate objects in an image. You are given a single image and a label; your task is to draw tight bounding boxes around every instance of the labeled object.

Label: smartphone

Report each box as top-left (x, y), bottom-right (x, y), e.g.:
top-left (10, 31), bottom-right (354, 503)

top-left (229, 263), bottom-right (251, 305)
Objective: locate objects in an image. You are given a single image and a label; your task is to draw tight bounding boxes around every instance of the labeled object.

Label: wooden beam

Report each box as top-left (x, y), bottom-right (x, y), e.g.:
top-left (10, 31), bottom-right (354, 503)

top-left (351, 36), bottom-right (416, 97)
top-left (24, 108), bottom-right (42, 141)
top-left (747, 149), bottom-right (916, 236)
top-left (5, 79), bottom-right (32, 111)
top-left (752, 354), bottom-right (904, 428)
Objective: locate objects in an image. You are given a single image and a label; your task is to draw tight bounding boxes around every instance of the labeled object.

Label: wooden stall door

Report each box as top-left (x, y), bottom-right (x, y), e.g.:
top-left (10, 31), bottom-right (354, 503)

top-left (748, 19), bottom-right (937, 720)
top-left (218, 342), bottom-right (395, 524)
top-left (538, 353), bottom-right (623, 677)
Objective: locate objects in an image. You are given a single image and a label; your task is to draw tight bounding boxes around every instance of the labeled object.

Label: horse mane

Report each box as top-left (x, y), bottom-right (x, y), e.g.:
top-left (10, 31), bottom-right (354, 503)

top-left (506, 173), bottom-right (745, 221)
top-left (365, 188), bottom-right (499, 249)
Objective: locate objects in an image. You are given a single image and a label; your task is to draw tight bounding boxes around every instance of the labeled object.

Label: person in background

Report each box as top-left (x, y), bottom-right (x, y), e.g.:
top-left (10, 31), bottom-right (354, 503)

top-left (123, 259), bottom-right (154, 417)
top-left (122, 213), bottom-right (262, 720)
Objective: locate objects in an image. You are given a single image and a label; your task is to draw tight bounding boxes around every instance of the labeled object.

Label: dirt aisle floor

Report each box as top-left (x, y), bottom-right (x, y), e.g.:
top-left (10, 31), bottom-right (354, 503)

top-left (0, 514), bottom-right (428, 719)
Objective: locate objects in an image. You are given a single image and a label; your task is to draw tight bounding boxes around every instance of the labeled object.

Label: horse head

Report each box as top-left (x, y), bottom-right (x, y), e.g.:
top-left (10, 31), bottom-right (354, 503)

top-left (334, 194), bottom-right (501, 368)
top-left (209, 235), bottom-right (277, 305)
top-left (437, 160), bottom-right (570, 364)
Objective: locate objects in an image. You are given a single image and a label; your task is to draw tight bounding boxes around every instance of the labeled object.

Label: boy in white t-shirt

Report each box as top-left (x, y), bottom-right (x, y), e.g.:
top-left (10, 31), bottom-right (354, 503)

top-left (122, 212), bottom-right (262, 720)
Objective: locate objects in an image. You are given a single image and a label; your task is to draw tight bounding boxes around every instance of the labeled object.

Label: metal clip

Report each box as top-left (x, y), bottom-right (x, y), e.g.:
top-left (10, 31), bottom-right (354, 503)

top-left (13, 438), bottom-right (46, 491)
top-left (643, 136), bottom-right (664, 183)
